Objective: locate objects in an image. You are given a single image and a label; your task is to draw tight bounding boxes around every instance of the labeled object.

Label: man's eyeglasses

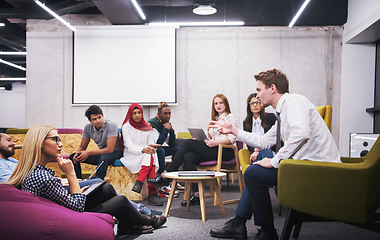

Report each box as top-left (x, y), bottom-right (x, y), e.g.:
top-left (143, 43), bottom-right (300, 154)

top-left (249, 101), bottom-right (261, 106)
top-left (45, 136), bottom-right (62, 145)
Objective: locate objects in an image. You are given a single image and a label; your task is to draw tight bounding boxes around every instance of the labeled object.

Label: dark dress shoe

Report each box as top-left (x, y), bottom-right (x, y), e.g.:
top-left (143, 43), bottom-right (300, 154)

top-left (132, 180), bottom-right (143, 194)
top-left (148, 175), bottom-right (171, 186)
top-left (146, 194), bottom-right (163, 206)
top-left (117, 225), bottom-right (154, 235)
top-left (210, 218), bottom-right (247, 239)
top-left (181, 195), bottom-right (200, 207)
top-left (150, 215), bottom-right (167, 229)
top-left (253, 227), bottom-right (279, 240)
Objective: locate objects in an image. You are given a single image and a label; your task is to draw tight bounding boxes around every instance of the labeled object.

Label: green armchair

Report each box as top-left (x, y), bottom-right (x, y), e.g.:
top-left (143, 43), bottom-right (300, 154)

top-left (278, 136), bottom-right (380, 240)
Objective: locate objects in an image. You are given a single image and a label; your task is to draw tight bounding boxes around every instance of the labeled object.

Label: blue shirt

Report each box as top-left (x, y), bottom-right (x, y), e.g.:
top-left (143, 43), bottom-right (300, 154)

top-left (0, 157), bottom-right (18, 183)
top-left (22, 165), bottom-right (86, 212)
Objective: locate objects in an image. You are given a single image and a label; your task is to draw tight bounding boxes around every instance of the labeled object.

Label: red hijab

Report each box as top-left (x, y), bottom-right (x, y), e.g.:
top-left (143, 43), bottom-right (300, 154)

top-left (119, 103), bottom-right (153, 150)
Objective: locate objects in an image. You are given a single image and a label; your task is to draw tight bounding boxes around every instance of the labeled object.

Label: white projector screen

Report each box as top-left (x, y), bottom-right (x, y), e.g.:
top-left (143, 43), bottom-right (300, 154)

top-left (73, 26), bottom-right (176, 105)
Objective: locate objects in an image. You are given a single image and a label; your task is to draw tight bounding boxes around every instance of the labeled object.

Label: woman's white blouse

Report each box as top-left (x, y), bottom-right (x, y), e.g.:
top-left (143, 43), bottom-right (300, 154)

top-left (120, 122), bottom-right (159, 174)
top-left (207, 113), bottom-right (238, 145)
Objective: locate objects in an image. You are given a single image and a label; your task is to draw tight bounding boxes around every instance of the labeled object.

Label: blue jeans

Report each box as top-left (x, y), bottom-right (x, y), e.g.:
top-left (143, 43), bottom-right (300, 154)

top-left (156, 146), bottom-right (179, 174)
top-left (69, 149), bottom-right (123, 180)
top-left (235, 149), bottom-right (274, 222)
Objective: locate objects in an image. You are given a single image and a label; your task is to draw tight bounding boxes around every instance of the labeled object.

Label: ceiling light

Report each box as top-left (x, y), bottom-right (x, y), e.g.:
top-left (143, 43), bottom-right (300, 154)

top-left (0, 23), bottom-right (4, 27)
top-left (0, 59), bottom-right (26, 71)
top-left (148, 21), bottom-right (244, 27)
top-left (34, 0), bottom-right (76, 31)
top-left (0, 52), bottom-right (27, 55)
top-left (289, 0), bottom-right (311, 28)
top-left (0, 78), bottom-right (26, 81)
top-left (131, 0), bottom-right (146, 20)
top-left (193, 5), bottom-right (217, 15)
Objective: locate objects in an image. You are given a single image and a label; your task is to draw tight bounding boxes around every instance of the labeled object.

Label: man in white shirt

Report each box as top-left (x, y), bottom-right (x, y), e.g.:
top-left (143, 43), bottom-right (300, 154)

top-left (209, 69), bottom-right (340, 240)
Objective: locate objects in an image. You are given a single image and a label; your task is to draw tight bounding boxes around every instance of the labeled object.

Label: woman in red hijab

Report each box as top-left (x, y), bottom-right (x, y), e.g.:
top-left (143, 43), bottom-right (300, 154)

top-left (119, 103), bottom-right (162, 206)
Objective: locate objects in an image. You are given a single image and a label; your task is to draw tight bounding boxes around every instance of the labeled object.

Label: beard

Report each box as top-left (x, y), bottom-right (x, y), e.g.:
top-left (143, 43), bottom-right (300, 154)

top-left (0, 147), bottom-right (14, 159)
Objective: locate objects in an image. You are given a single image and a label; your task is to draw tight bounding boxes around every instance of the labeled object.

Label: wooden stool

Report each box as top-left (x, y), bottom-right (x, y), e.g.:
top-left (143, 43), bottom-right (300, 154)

top-left (164, 172), bottom-right (226, 222)
top-left (106, 163), bottom-right (149, 201)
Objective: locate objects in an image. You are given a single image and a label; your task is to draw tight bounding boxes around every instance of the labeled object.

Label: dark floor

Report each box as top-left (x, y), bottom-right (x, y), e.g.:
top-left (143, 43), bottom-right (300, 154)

top-left (115, 180), bottom-right (380, 240)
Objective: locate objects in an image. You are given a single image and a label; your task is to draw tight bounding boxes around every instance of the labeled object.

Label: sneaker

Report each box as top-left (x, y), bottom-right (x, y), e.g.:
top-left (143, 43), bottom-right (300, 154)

top-left (150, 209), bottom-right (163, 215)
top-left (146, 194), bottom-right (164, 206)
top-left (159, 188), bottom-right (179, 198)
top-left (181, 195), bottom-right (200, 207)
top-left (176, 183), bottom-right (185, 191)
top-left (160, 186), bottom-right (179, 194)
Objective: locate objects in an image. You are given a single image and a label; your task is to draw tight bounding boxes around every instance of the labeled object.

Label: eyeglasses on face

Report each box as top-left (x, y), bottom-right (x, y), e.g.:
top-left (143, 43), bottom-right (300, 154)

top-left (45, 136), bottom-right (62, 145)
top-left (249, 101), bottom-right (261, 106)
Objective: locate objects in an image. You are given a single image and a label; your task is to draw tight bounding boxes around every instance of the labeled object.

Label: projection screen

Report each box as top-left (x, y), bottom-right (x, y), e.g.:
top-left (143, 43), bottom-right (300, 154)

top-left (73, 26), bottom-right (176, 105)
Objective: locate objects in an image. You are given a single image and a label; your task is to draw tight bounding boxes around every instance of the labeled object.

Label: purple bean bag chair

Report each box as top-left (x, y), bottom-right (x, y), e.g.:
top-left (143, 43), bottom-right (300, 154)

top-left (0, 184), bottom-right (114, 240)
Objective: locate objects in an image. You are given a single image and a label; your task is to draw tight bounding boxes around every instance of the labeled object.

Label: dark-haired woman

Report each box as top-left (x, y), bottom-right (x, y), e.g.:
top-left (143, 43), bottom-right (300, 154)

top-left (243, 93), bottom-right (277, 162)
top-left (119, 103), bottom-right (162, 206)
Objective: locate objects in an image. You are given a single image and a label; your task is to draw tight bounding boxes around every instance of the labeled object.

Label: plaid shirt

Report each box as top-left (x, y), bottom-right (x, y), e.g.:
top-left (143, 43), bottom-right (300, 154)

top-left (22, 165), bottom-right (86, 212)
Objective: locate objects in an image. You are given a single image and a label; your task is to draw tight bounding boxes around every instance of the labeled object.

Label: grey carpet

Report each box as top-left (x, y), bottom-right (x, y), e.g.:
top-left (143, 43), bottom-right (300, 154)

top-left (115, 180), bottom-right (380, 240)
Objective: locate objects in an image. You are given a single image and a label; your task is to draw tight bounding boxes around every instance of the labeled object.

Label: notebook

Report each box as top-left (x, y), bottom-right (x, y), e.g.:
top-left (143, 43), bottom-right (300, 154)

top-left (188, 128), bottom-right (207, 141)
top-left (178, 171), bottom-right (215, 177)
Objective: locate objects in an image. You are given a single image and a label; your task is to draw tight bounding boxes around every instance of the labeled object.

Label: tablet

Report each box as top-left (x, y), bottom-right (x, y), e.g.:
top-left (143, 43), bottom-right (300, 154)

top-left (82, 180), bottom-right (107, 196)
top-left (188, 128), bottom-right (207, 141)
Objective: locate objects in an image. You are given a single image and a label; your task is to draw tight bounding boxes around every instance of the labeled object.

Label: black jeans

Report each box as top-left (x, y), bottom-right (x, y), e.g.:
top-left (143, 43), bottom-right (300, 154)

top-left (85, 183), bottom-right (151, 227)
top-left (166, 139), bottom-right (234, 192)
top-left (69, 149), bottom-right (123, 180)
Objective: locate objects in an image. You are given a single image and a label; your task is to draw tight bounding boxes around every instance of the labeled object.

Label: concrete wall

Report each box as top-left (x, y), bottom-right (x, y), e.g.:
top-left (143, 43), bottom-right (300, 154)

top-left (0, 82), bottom-right (25, 128)
top-left (339, 0), bottom-right (380, 156)
top-left (25, 15), bottom-right (342, 145)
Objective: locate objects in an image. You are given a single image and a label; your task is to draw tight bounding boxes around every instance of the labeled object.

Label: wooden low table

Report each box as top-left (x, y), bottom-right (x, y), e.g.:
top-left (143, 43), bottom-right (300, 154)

top-left (164, 171), bottom-right (226, 222)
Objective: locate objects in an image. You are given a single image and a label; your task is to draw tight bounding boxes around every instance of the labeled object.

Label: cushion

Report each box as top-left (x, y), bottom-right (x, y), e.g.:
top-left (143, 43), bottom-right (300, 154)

top-left (0, 184), bottom-right (114, 240)
top-left (113, 159), bottom-right (123, 167)
top-left (57, 128), bottom-right (83, 134)
top-left (199, 158), bottom-right (236, 165)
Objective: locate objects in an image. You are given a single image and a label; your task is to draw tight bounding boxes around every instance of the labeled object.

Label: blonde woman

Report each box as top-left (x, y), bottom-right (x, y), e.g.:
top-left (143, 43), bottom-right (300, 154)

top-left (7, 125), bottom-right (166, 235)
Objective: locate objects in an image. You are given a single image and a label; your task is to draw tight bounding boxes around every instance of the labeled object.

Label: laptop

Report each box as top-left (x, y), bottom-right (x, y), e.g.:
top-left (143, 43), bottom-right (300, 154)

top-left (178, 171), bottom-right (215, 177)
top-left (83, 161), bottom-right (104, 181)
top-left (81, 161), bottom-right (107, 196)
top-left (188, 128), bottom-right (207, 141)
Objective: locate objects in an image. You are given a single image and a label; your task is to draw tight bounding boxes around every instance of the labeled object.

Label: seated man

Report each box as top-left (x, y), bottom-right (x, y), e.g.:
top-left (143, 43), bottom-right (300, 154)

top-left (69, 105), bottom-right (122, 180)
top-left (0, 133), bottom-right (18, 183)
top-left (147, 102), bottom-right (179, 175)
top-left (0, 133), bottom-right (161, 216)
top-left (209, 69), bottom-right (341, 240)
